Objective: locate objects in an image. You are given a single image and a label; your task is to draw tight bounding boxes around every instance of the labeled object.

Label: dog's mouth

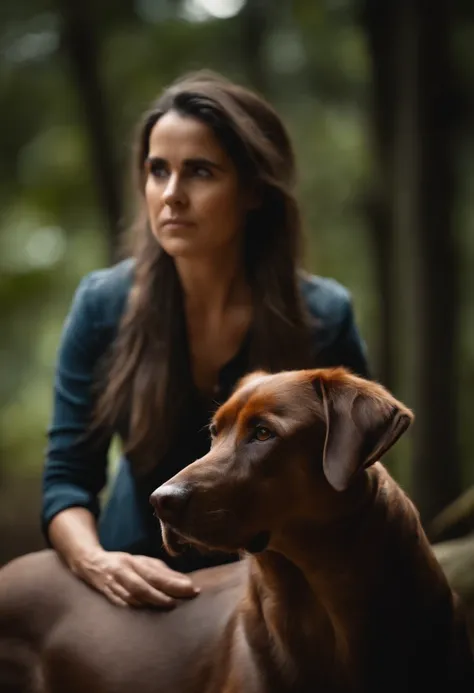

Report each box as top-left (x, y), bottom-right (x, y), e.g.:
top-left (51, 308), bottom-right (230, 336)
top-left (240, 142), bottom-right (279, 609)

top-left (160, 523), bottom-right (220, 557)
top-left (160, 523), bottom-right (187, 556)
top-left (160, 522), bottom-right (271, 557)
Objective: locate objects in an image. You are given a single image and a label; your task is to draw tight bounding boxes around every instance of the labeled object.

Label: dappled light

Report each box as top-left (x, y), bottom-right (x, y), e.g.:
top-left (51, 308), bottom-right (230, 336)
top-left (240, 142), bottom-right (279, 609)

top-left (182, 0), bottom-right (247, 21)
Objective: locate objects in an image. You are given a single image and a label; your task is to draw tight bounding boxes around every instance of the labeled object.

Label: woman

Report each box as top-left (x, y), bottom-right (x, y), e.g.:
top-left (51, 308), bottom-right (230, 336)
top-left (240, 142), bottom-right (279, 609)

top-left (43, 71), bottom-right (369, 610)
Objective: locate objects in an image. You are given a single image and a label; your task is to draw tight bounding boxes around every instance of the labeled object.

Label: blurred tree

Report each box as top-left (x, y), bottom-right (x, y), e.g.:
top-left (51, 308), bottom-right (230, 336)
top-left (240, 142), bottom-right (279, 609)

top-left (56, 0), bottom-right (124, 261)
top-left (411, 0), bottom-right (462, 529)
top-left (362, 0), bottom-right (397, 392)
top-left (239, 0), bottom-right (269, 93)
top-left (363, 0), bottom-right (464, 528)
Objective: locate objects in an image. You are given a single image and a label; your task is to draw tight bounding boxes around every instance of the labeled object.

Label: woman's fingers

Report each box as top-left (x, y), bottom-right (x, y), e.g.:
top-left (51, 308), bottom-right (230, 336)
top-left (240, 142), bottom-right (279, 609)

top-left (79, 551), bottom-right (199, 608)
top-left (102, 583), bottom-right (130, 608)
top-left (117, 568), bottom-right (177, 608)
top-left (106, 579), bottom-right (143, 608)
top-left (134, 557), bottom-right (200, 599)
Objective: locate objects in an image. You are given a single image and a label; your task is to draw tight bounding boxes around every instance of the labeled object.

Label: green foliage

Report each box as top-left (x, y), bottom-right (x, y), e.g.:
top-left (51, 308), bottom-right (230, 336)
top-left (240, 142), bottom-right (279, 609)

top-left (0, 0), bottom-right (473, 508)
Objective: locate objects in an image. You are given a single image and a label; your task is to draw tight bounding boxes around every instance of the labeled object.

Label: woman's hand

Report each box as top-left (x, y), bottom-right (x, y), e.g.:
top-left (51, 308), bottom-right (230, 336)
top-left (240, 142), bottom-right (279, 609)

top-left (74, 549), bottom-right (200, 608)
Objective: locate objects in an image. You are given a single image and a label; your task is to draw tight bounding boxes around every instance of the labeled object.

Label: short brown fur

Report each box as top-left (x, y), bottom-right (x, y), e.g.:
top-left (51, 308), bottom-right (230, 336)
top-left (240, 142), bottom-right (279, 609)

top-left (1, 368), bottom-right (473, 692)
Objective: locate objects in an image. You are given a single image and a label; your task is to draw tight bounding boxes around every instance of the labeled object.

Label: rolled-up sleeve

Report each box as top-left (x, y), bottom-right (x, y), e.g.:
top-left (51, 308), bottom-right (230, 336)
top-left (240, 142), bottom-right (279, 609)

top-left (42, 274), bottom-right (112, 540)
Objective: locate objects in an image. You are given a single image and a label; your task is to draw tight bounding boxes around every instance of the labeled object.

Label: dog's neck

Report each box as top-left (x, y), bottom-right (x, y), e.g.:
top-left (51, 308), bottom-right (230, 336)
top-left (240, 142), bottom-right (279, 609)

top-left (240, 466), bottom-right (423, 691)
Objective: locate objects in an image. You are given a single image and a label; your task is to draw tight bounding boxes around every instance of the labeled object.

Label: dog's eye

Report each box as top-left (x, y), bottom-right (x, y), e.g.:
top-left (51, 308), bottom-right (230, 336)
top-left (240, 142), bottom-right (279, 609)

top-left (253, 426), bottom-right (274, 442)
top-left (209, 423), bottom-right (217, 438)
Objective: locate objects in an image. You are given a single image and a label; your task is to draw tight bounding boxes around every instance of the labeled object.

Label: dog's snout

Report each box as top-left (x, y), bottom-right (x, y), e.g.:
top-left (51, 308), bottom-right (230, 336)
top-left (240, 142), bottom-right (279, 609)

top-left (150, 484), bottom-right (191, 523)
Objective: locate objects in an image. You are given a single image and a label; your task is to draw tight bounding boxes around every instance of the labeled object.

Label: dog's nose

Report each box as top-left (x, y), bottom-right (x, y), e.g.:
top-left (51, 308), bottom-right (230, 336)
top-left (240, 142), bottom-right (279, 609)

top-left (150, 484), bottom-right (191, 523)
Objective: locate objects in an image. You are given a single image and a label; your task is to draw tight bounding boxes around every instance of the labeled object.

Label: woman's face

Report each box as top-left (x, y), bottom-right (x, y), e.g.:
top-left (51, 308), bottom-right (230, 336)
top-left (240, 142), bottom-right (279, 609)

top-left (144, 111), bottom-right (251, 260)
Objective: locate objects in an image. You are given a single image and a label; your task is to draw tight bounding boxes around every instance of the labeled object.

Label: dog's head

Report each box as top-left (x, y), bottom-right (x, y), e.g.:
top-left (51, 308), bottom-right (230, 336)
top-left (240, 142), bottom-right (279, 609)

top-left (150, 368), bottom-right (413, 556)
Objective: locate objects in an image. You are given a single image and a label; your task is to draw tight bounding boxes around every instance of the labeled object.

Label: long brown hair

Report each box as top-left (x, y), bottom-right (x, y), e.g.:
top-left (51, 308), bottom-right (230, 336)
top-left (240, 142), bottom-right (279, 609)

top-left (95, 71), bottom-right (313, 474)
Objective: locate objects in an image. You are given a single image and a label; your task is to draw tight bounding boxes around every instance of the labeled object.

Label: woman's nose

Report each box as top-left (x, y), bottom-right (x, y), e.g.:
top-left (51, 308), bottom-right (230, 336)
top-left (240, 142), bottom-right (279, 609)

top-left (162, 174), bottom-right (186, 207)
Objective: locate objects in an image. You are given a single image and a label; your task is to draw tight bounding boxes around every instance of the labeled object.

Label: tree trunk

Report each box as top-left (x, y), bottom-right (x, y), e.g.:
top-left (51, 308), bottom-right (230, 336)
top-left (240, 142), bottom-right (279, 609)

top-left (363, 0), bottom-right (462, 526)
top-left (240, 0), bottom-right (269, 94)
top-left (57, 0), bottom-right (122, 262)
top-left (362, 0), bottom-right (398, 390)
top-left (410, 1), bottom-right (461, 526)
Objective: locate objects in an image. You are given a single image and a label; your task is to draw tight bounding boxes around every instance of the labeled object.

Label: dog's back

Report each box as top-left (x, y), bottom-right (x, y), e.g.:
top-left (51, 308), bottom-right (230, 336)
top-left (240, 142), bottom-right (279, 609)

top-left (0, 550), bottom-right (247, 693)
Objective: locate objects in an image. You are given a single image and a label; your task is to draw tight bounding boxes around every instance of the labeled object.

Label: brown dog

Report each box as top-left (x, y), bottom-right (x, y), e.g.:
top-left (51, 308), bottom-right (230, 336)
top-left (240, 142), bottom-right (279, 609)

top-left (0, 367), bottom-right (473, 693)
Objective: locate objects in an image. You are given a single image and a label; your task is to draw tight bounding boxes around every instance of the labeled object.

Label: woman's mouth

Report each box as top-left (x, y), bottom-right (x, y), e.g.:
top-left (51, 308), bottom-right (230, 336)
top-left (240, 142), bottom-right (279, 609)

top-left (161, 219), bottom-right (194, 229)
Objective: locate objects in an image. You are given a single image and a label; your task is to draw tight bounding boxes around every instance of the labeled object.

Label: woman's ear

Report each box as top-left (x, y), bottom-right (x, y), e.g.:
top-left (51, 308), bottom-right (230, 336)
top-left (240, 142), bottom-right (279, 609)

top-left (311, 371), bottom-right (413, 492)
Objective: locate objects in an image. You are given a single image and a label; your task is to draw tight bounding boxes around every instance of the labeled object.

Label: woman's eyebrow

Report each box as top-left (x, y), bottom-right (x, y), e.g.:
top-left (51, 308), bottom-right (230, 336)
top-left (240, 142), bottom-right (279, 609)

top-left (183, 157), bottom-right (225, 171)
top-left (146, 156), bottom-right (167, 168)
top-left (147, 155), bottom-right (225, 171)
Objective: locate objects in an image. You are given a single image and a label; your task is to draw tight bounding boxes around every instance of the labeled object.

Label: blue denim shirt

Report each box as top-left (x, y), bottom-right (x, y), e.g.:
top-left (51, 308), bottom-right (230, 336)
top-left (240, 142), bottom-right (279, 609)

top-left (42, 259), bottom-right (369, 571)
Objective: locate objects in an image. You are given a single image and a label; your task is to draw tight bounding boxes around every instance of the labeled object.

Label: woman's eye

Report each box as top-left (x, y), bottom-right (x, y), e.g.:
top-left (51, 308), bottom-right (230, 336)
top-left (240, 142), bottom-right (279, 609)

top-left (191, 165), bottom-right (211, 178)
top-left (253, 426), bottom-right (273, 442)
top-left (149, 161), bottom-right (168, 178)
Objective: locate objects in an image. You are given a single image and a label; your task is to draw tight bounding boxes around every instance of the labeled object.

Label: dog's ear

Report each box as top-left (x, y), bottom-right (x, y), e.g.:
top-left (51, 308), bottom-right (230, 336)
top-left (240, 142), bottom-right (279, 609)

top-left (312, 372), bottom-right (413, 491)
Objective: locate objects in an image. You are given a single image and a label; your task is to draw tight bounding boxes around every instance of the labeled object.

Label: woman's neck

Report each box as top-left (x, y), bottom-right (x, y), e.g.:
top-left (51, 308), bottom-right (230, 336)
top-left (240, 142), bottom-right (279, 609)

top-left (174, 248), bottom-right (253, 397)
top-left (174, 248), bottom-right (250, 317)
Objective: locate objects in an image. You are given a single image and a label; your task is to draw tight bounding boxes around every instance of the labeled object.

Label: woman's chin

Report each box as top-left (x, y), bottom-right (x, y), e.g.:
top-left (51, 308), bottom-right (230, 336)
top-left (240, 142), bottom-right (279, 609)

top-left (154, 232), bottom-right (234, 261)
top-left (155, 235), bottom-right (200, 259)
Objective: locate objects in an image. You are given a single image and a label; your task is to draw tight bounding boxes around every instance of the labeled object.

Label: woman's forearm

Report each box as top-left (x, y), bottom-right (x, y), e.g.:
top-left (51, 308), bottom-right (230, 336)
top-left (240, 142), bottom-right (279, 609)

top-left (47, 506), bottom-right (198, 608)
top-left (48, 507), bottom-right (104, 574)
